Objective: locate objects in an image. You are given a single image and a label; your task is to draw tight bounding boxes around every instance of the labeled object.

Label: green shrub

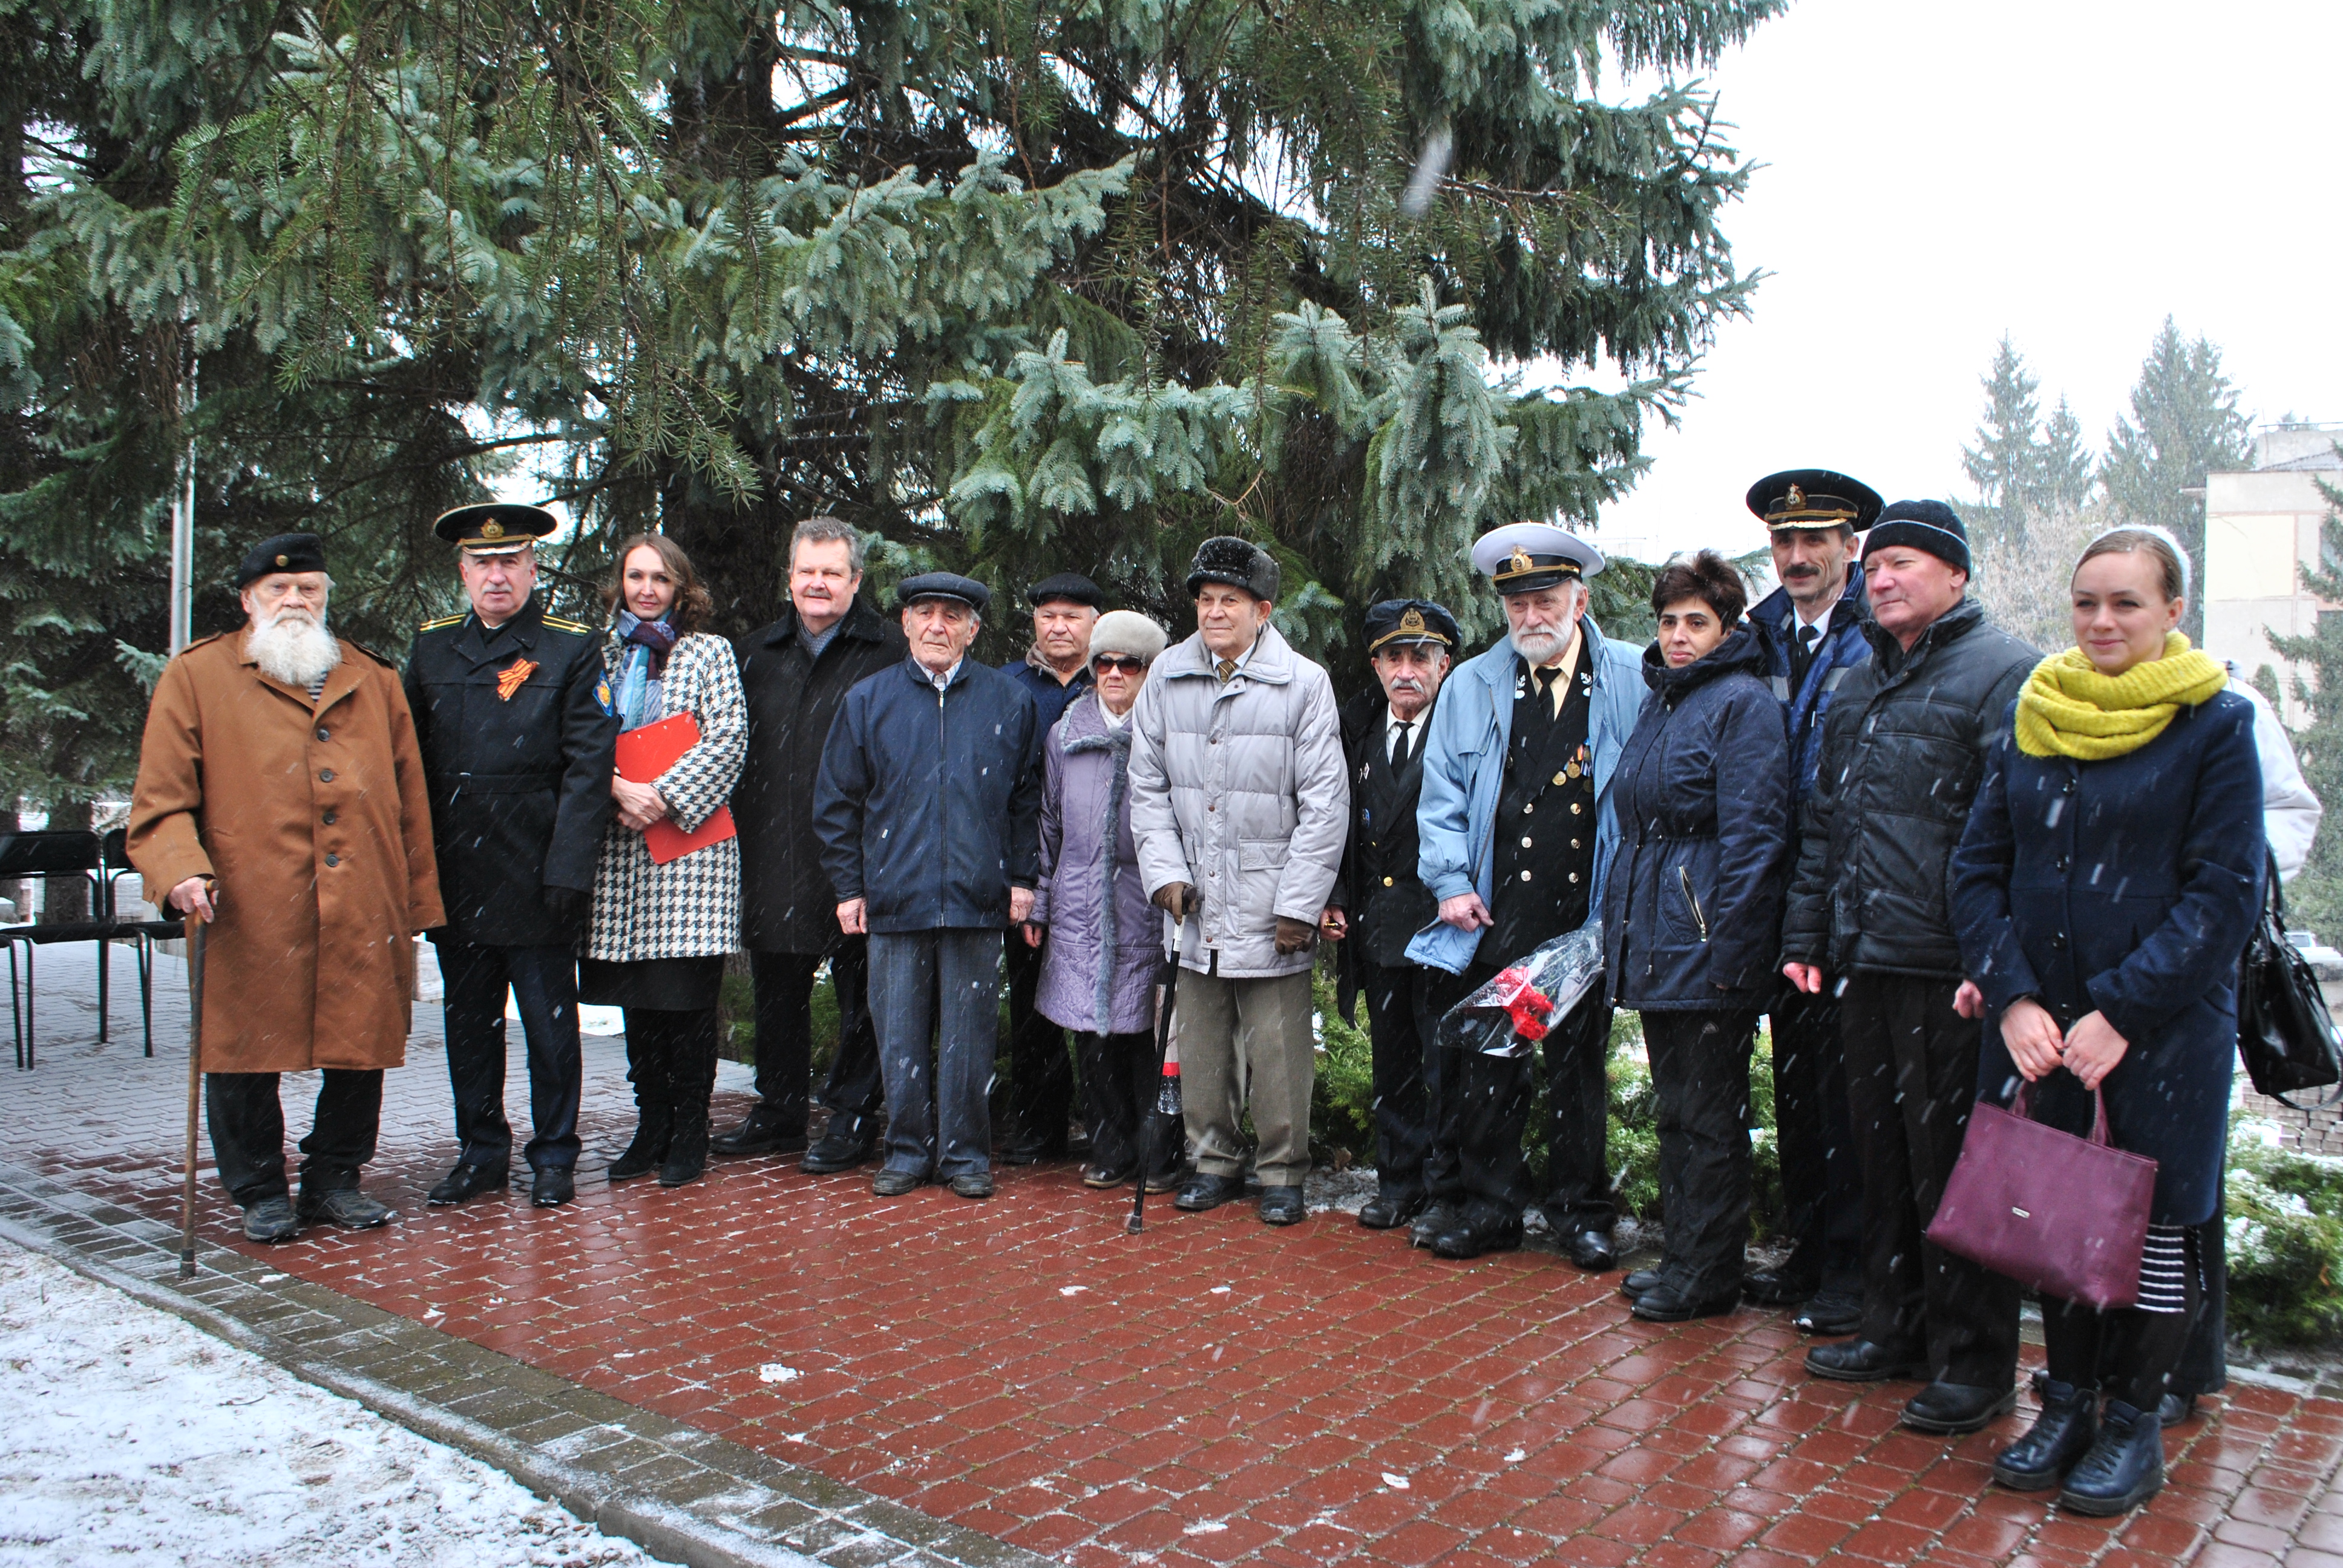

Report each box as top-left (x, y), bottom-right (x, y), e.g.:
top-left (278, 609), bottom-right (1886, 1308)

top-left (1311, 964), bottom-right (1380, 1165)
top-left (2226, 1123), bottom-right (2343, 1347)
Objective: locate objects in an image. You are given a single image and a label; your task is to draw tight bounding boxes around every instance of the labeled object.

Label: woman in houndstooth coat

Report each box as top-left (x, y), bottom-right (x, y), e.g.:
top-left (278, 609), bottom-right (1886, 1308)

top-left (582, 534), bottom-right (747, 1189)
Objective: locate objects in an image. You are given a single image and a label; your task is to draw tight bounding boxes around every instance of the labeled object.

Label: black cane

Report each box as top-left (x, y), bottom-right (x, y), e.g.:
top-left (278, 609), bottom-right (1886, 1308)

top-left (179, 913), bottom-right (205, 1279)
top-left (1129, 942), bottom-right (1181, 1235)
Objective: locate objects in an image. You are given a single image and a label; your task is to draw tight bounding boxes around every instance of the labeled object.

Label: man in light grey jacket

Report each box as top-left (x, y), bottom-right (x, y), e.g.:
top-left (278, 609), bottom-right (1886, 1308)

top-left (1129, 537), bottom-right (1350, 1225)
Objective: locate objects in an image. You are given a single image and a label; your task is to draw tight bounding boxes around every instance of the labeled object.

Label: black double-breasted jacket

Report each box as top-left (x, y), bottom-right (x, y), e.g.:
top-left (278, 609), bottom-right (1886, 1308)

top-left (1335, 687), bottom-right (1438, 1010)
top-left (404, 595), bottom-right (618, 947)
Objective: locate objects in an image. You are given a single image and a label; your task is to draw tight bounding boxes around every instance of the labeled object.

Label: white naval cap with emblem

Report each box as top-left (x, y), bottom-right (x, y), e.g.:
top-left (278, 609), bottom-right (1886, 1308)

top-left (1469, 521), bottom-right (1606, 593)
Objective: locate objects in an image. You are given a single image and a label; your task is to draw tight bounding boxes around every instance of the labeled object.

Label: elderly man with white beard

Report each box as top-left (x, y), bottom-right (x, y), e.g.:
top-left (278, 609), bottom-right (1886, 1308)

top-left (1406, 524), bottom-right (1643, 1266)
top-left (129, 534), bottom-right (443, 1243)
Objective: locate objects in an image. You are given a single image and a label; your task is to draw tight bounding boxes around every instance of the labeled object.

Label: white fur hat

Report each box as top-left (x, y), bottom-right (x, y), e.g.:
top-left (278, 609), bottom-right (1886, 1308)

top-left (1088, 610), bottom-right (1168, 664)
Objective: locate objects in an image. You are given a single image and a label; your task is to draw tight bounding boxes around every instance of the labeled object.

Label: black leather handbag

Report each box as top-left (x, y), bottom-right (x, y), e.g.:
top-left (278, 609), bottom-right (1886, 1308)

top-left (2238, 849), bottom-right (2342, 1106)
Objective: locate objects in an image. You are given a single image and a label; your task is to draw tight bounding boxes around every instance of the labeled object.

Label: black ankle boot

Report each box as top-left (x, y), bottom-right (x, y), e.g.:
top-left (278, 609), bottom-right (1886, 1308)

top-left (660, 1109), bottom-right (710, 1187)
top-left (1992, 1376), bottom-right (2098, 1491)
top-left (609, 1105), bottom-right (672, 1181)
top-left (2057, 1399), bottom-right (2163, 1515)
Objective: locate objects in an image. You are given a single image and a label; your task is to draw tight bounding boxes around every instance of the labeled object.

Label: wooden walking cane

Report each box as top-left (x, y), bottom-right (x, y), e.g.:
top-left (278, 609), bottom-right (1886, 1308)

top-left (1129, 938), bottom-right (1181, 1235)
top-left (179, 912), bottom-right (205, 1279)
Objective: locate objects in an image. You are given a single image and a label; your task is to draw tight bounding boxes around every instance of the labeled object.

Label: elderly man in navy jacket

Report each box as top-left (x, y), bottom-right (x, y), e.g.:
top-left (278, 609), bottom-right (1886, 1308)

top-left (815, 573), bottom-right (1043, 1200)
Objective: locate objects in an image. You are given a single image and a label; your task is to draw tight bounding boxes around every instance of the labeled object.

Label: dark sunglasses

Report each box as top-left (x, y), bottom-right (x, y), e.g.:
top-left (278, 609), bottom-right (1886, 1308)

top-left (1090, 655), bottom-right (1147, 675)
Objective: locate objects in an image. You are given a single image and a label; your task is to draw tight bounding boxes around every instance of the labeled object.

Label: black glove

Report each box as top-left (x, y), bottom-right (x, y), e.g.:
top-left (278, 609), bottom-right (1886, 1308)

top-left (1274, 915), bottom-right (1317, 955)
top-left (545, 885), bottom-right (591, 932)
top-left (1152, 881), bottom-right (1196, 921)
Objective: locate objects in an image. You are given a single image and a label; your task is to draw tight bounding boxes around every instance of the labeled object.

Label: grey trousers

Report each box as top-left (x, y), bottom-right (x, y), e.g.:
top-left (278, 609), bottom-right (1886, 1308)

top-left (1175, 968), bottom-right (1315, 1187)
top-left (869, 928), bottom-right (1002, 1180)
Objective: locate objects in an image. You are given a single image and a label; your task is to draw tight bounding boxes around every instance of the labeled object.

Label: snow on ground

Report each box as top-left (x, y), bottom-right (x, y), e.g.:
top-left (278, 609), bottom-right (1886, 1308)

top-left (0, 1239), bottom-right (664, 1567)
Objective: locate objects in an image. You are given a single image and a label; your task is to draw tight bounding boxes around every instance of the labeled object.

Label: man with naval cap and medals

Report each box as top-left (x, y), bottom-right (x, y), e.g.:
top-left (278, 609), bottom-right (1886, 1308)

top-left (405, 503), bottom-right (618, 1209)
top-left (1322, 598), bottom-right (1461, 1233)
top-left (1407, 523), bottom-right (1644, 1264)
top-left (1738, 469), bottom-right (1881, 1334)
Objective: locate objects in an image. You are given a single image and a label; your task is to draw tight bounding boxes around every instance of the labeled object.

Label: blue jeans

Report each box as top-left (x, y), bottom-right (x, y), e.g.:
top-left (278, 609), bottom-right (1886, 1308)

top-left (869, 929), bottom-right (1002, 1179)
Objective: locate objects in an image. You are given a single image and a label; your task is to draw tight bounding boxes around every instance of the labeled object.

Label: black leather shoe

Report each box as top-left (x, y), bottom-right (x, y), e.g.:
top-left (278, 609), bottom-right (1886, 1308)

top-left (296, 1187), bottom-right (393, 1229)
top-left (2057, 1399), bottom-right (2164, 1515)
top-left (1143, 1167), bottom-right (1181, 1194)
top-left (1174, 1173), bottom-right (1246, 1212)
top-left (1081, 1161), bottom-right (1136, 1189)
top-left (530, 1168), bottom-right (575, 1209)
top-left (1742, 1262), bottom-right (1823, 1307)
top-left (2157, 1392), bottom-right (2198, 1428)
top-left (427, 1163), bottom-right (510, 1206)
top-left (1259, 1185), bottom-right (1306, 1225)
top-left (871, 1168), bottom-right (926, 1197)
top-left (1410, 1200), bottom-right (1463, 1248)
top-left (1431, 1214), bottom-right (1523, 1260)
top-left (1631, 1283), bottom-right (1742, 1323)
top-left (1903, 1380), bottom-right (2019, 1434)
top-left (1993, 1376), bottom-right (2098, 1491)
top-left (1565, 1228), bottom-right (1617, 1272)
top-left (799, 1127), bottom-right (873, 1175)
top-left (1790, 1288), bottom-right (1864, 1337)
top-left (709, 1106), bottom-right (808, 1158)
top-left (1357, 1192), bottom-right (1424, 1230)
top-left (1619, 1267), bottom-right (1663, 1301)
top-left (243, 1195), bottom-right (300, 1243)
top-left (949, 1171), bottom-right (995, 1200)
top-left (1805, 1339), bottom-right (1927, 1382)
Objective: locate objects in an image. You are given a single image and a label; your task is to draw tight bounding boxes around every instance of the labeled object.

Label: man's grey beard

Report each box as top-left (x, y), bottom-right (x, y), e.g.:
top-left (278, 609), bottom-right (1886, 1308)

top-left (248, 606), bottom-right (342, 688)
top-left (1508, 624), bottom-right (1570, 666)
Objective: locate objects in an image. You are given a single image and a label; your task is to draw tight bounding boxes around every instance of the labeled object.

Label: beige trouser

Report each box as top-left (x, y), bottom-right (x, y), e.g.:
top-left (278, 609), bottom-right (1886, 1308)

top-left (1175, 969), bottom-right (1316, 1186)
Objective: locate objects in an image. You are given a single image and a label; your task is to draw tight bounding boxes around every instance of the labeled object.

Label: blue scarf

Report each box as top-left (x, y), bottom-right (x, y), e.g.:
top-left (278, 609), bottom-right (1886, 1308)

top-left (612, 609), bottom-right (678, 731)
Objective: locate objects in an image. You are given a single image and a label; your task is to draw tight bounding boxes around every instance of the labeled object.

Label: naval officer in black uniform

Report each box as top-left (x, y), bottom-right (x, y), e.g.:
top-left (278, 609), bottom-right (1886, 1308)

top-left (1323, 599), bottom-right (1460, 1232)
top-left (404, 503), bottom-right (618, 1209)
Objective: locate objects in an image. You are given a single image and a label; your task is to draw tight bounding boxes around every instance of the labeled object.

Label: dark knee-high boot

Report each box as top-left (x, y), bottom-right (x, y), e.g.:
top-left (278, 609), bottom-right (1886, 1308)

top-left (611, 1013), bottom-right (674, 1181)
top-left (661, 1009), bottom-right (719, 1187)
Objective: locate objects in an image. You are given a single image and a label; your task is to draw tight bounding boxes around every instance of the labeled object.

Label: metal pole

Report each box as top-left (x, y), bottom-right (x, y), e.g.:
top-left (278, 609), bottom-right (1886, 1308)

top-left (168, 354), bottom-right (196, 655)
top-left (179, 915), bottom-right (204, 1279)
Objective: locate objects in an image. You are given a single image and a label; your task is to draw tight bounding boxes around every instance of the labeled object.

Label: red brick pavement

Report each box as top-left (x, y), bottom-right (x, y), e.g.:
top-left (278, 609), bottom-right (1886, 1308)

top-left (7, 945), bottom-right (2342, 1566)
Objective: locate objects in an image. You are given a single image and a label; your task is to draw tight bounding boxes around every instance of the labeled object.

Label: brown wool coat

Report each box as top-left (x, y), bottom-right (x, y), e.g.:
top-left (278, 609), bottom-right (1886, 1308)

top-left (127, 632), bottom-right (445, 1073)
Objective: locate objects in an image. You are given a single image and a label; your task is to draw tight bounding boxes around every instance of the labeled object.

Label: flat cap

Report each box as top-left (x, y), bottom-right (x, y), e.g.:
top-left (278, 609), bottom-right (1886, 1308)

top-left (235, 532), bottom-right (327, 589)
top-left (1744, 469), bottom-right (1883, 532)
top-left (1470, 522), bottom-right (1605, 593)
top-left (1027, 572), bottom-right (1104, 610)
top-left (1363, 598), bottom-right (1461, 654)
top-left (433, 502), bottom-right (558, 555)
top-left (1185, 536), bottom-right (1279, 601)
top-left (895, 571), bottom-right (991, 613)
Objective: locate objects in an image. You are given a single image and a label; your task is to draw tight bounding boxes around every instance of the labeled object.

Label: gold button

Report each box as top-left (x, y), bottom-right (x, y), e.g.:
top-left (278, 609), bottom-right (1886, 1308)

top-left (1522, 802), bottom-right (1534, 815)
top-left (1382, 876), bottom-right (1394, 887)
top-left (1553, 771), bottom-right (1565, 785)
top-left (1568, 872), bottom-right (1580, 884)
top-left (1571, 838), bottom-right (1581, 849)
top-left (1521, 836), bottom-right (1533, 848)
top-left (1520, 870), bottom-right (1533, 883)
top-left (1571, 803), bottom-right (1583, 815)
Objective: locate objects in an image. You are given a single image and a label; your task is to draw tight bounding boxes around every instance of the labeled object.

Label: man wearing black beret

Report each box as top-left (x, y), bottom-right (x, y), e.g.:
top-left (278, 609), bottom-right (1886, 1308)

top-left (998, 570), bottom-right (1103, 1164)
top-left (1322, 599), bottom-right (1460, 1232)
top-left (1780, 498), bottom-right (2040, 1436)
top-left (814, 572), bottom-right (1043, 1199)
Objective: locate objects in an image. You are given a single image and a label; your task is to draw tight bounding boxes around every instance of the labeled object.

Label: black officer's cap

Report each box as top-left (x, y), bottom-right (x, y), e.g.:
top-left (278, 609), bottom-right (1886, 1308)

top-left (433, 503), bottom-right (559, 555)
top-left (1363, 598), bottom-right (1461, 655)
top-left (1744, 469), bottom-right (1883, 532)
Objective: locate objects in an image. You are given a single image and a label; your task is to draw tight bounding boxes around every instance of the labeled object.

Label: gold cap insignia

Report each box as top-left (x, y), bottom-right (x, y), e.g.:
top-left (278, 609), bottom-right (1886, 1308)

top-left (480, 519), bottom-right (505, 540)
top-left (1786, 484), bottom-right (1805, 509)
top-left (275, 554), bottom-right (289, 567)
top-left (1507, 546), bottom-right (1533, 575)
top-left (1400, 608), bottom-right (1426, 636)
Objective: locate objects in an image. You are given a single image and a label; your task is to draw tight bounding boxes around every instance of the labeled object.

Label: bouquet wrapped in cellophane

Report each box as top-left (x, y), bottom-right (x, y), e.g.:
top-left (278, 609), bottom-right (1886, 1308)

top-left (1435, 920), bottom-right (1606, 1058)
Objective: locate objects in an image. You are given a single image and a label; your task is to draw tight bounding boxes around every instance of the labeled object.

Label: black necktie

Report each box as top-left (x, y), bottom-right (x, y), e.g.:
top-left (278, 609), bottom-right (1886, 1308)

top-left (1391, 720), bottom-right (1414, 766)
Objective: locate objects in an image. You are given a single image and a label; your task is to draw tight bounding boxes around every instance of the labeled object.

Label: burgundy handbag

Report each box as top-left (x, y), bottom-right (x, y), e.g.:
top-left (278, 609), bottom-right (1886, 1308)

top-left (1925, 1085), bottom-right (2156, 1312)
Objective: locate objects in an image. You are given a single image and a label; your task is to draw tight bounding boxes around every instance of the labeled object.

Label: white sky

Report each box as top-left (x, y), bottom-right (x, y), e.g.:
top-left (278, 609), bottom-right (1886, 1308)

top-left (1587, 0), bottom-right (2343, 563)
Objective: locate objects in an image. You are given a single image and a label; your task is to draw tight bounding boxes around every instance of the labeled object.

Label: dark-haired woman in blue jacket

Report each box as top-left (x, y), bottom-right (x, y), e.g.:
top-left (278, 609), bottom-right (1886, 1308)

top-left (1951, 526), bottom-right (2262, 1517)
top-left (1604, 551), bottom-right (1791, 1322)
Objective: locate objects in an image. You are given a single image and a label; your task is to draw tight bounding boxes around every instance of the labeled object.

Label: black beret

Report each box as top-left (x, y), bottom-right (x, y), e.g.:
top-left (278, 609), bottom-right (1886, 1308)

top-left (1026, 572), bottom-right (1104, 610)
top-left (896, 571), bottom-right (991, 613)
top-left (433, 502), bottom-right (557, 554)
top-left (1185, 537), bottom-right (1279, 601)
top-left (1745, 469), bottom-right (1883, 532)
top-left (1363, 598), bottom-right (1460, 654)
top-left (234, 533), bottom-right (327, 589)
top-left (1864, 500), bottom-right (1971, 573)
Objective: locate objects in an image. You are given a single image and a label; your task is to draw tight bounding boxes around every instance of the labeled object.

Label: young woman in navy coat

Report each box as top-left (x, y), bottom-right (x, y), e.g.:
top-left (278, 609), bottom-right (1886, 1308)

top-left (1950, 526), bottom-right (2263, 1517)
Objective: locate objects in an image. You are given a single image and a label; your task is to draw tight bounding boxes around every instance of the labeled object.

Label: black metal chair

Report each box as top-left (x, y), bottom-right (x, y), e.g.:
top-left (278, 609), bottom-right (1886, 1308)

top-left (100, 826), bottom-right (183, 1060)
top-left (2, 829), bottom-right (109, 1068)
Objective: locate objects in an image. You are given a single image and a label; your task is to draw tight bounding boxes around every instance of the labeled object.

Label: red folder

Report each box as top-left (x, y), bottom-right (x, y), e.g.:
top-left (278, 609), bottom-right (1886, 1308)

top-left (614, 712), bottom-right (736, 865)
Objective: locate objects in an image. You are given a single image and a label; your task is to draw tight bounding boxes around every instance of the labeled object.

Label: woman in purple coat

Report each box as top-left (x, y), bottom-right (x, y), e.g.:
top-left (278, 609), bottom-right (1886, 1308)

top-left (1024, 610), bottom-right (1176, 1190)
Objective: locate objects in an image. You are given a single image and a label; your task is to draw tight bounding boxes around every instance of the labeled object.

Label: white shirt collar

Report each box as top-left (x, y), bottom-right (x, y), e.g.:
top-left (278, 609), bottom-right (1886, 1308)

top-left (925, 657), bottom-right (963, 691)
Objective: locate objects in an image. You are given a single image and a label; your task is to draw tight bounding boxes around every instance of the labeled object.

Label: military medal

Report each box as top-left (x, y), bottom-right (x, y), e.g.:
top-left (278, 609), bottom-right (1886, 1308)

top-left (496, 658), bottom-right (539, 700)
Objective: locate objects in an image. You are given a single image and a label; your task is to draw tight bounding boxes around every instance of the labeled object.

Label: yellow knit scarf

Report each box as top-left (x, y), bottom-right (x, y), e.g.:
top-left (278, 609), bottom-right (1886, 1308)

top-left (2014, 632), bottom-right (2227, 760)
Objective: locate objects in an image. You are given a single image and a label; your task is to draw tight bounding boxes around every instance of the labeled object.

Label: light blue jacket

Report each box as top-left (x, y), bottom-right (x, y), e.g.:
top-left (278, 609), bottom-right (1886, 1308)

top-left (1406, 618), bottom-right (1645, 975)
